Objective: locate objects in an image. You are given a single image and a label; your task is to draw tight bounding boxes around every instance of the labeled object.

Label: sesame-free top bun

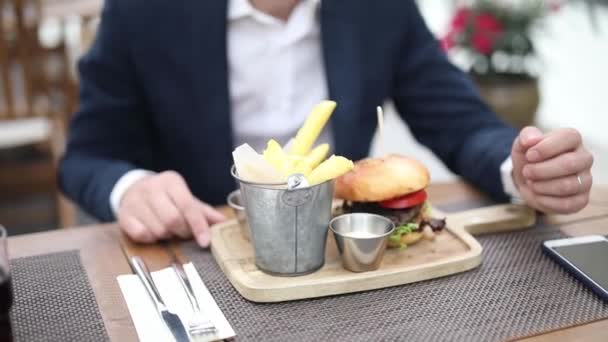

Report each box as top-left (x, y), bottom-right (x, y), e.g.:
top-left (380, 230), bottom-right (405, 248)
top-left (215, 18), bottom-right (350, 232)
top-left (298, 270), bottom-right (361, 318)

top-left (335, 154), bottom-right (430, 202)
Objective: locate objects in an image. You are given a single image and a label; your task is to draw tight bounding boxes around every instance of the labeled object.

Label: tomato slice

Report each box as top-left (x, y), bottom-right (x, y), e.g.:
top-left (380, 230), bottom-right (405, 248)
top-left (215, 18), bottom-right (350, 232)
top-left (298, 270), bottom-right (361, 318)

top-left (379, 190), bottom-right (427, 209)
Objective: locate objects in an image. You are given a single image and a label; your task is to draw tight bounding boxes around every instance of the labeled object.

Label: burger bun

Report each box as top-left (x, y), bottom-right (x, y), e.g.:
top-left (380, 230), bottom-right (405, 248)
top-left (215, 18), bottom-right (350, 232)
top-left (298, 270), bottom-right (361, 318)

top-left (335, 154), bottom-right (430, 202)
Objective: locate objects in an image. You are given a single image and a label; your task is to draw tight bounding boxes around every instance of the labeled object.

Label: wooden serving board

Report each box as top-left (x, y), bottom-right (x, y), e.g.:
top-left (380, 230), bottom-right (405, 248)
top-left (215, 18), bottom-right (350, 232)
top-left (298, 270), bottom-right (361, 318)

top-left (210, 204), bottom-right (536, 303)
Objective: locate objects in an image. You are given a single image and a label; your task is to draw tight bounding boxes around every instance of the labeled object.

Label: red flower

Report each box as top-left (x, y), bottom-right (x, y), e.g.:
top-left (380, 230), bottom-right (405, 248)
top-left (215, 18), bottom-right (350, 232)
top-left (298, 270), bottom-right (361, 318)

top-left (471, 34), bottom-right (493, 55)
top-left (441, 7), bottom-right (471, 52)
top-left (471, 12), bottom-right (504, 55)
top-left (442, 8), bottom-right (505, 55)
top-left (451, 8), bottom-right (472, 31)
top-left (475, 12), bottom-right (503, 33)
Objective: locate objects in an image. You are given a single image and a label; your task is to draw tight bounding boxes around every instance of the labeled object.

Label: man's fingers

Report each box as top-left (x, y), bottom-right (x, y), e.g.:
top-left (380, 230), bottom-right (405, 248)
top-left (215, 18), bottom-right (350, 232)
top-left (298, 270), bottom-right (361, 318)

top-left (163, 172), bottom-right (207, 240)
top-left (162, 172), bottom-right (222, 245)
top-left (132, 201), bottom-right (170, 240)
top-left (183, 200), bottom-right (227, 247)
top-left (528, 170), bottom-right (592, 197)
top-left (512, 127), bottom-right (543, 159)
top-left (511, 127), bottom-right (544, 189)
top-left (148, 193), bottom-right (191, 239)
top-left (201, 202), bottom-right (227, 225)
top-left (533, 193), bottom-right (590, 215)
top-left (526, 128), bottom-right (582, 163)
top-left (511, 136), bottom-right (527, 187)
top-left (183, 201), bottom-right (211, 247)
top-left (519, 126), bottom-right (544, 149)
top-left (511, 135), bottom-right (527, 156)
top-left (165, 172), bottom-right (195, 209)
top-left (522, 149), bottom-right (594, 181)
top-left (119, 171), bottom-right (223, 247)
top-left (119, 215), bottom-right (155, 243)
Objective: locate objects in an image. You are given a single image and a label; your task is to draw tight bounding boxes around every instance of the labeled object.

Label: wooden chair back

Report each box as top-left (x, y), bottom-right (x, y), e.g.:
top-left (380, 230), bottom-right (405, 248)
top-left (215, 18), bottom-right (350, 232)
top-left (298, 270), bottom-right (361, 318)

top-left (0, 0), bottom-right (76, 123)
top-left (0, 0), bottom-right (79, 228)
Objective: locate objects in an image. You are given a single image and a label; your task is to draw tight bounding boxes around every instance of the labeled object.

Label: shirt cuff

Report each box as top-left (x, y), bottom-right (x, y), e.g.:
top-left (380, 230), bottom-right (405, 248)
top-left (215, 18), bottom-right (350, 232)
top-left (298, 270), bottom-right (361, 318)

top-left (109, 169), bottom-right (155, 217)
top-left (500, 157), bottom-right (524, 204)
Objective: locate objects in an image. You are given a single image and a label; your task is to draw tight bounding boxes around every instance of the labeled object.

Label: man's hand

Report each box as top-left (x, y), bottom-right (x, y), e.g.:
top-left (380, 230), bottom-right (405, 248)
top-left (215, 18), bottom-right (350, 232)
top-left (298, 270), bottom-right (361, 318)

top-left (117, 171), bottom-right (226, 246)
top-left (511, 126), bottom-right (594, 214)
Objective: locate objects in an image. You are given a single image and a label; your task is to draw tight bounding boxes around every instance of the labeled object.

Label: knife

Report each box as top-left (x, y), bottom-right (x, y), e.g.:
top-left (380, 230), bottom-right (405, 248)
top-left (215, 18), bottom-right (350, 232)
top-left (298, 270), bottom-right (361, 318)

top-left (129, 256), bottom-right (190, 342)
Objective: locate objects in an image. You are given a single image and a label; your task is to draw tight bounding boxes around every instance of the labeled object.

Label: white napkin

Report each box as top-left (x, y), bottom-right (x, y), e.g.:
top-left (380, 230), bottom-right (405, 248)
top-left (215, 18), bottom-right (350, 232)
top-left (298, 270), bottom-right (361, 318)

top-left (117, 263), bottom-right (235, 342)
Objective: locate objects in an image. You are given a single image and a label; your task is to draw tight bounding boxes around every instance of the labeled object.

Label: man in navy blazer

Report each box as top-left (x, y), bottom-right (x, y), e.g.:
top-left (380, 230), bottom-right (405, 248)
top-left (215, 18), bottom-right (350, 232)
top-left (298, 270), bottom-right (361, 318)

top-left (60, 0), bottom-right (593, 246)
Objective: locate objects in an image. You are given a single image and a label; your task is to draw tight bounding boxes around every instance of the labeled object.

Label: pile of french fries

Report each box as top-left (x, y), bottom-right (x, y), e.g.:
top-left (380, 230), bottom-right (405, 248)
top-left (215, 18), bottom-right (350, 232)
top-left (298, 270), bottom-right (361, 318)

top-left (233, 100), bottom-right (354, 186)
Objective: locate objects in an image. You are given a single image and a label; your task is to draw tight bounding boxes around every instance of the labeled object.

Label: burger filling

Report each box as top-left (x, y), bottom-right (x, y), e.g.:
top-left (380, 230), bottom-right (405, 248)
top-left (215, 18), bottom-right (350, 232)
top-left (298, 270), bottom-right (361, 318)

top-left (341, 190), bottom-right (446, 249)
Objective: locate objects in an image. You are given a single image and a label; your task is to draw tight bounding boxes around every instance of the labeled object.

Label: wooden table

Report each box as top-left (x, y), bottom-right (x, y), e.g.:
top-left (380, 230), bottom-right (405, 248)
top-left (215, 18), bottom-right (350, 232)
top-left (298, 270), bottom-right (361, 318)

top-left (7, 182), bottom-right (608, 342)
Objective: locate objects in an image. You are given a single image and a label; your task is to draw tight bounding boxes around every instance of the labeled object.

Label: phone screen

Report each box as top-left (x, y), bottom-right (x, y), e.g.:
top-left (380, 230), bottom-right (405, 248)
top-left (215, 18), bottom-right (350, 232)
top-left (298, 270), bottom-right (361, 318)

top-left (553, 240), bottom-right (608, 290)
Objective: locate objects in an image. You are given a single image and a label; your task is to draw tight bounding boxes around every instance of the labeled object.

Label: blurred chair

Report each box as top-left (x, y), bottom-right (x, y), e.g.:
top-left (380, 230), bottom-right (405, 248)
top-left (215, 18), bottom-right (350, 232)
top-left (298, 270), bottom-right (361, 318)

top-left (0, 0), bottom-right (78, 229)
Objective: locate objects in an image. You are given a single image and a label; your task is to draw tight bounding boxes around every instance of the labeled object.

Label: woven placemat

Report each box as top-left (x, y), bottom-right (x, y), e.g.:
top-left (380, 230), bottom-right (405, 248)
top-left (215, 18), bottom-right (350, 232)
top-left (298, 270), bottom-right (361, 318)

top-left (183, 220), bottom-right (608, 342)
top-left (9, 250), bottom-right (109, 342)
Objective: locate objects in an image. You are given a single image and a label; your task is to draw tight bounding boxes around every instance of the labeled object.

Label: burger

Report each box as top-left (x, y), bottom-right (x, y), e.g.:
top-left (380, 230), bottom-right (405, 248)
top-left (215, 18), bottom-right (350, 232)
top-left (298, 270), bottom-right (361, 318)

top-left (335, 154), bottom-right (445, 249)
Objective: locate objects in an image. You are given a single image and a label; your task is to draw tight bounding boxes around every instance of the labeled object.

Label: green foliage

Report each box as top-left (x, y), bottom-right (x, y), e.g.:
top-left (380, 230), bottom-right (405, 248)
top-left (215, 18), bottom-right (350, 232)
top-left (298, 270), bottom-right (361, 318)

top-left (445, 0), bottom-right (606, 75)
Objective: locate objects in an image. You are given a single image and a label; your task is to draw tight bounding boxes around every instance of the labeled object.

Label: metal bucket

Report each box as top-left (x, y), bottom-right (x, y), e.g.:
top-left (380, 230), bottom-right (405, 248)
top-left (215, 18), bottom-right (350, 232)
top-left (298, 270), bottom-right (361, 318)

top-left (232, 167), bottom-right (334, 276)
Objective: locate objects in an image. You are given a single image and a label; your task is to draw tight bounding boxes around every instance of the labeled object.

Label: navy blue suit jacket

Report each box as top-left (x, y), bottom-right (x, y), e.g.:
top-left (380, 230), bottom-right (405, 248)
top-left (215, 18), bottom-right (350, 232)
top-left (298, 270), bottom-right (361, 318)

top-left (59, 0), bottom-right (518, 221)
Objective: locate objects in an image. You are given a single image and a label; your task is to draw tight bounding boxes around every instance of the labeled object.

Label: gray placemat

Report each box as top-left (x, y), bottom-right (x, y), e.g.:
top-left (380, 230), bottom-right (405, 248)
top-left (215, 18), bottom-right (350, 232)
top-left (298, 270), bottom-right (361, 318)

top-left (9, 250), bottom-right (109, 342)
top-left (183, 220), bottom-right (608, 342)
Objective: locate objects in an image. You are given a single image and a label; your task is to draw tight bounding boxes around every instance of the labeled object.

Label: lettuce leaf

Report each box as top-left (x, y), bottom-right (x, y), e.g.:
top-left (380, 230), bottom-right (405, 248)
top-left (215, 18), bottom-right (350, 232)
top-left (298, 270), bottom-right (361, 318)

top-left (388, 222), bottom-right (420, 249)
top-left (388, 233), bottom-right (402, 247)
top-left (395, 222), bottom-right (419, 234)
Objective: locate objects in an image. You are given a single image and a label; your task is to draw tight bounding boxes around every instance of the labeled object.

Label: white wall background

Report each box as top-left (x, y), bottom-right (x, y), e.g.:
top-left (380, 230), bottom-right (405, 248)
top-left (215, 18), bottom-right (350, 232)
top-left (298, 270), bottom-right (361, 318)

top-left (371, 1), bottom-right (608, 185)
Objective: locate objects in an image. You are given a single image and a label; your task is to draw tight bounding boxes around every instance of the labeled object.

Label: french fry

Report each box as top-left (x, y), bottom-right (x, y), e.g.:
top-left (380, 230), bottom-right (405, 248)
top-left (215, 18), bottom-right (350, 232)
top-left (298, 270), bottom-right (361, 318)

top-left (262, 139), bottom-right (292, 175)
top-left (307, 155), bottom-right (354, 185)
top-left (289, 101), bottom-right (336, 156)
top-left (292, 162), bottom-right (313, 176)
top-left (263, 140), bottom-right (316, 176)
top-left (301, 143), bottom-right (329, 170)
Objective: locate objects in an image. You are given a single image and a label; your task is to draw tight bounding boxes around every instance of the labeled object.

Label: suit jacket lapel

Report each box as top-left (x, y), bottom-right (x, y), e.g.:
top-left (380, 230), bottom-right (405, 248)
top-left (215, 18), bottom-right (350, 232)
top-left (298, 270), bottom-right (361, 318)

top-left (185, 0), bottom-right (233, 165)
top-left (320, 0), bottom-right (364, 158)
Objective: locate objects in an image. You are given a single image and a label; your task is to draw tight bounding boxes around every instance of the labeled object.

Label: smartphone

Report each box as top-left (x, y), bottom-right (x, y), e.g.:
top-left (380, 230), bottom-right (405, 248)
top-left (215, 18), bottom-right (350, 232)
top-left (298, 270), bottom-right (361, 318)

top-left (543, 235), bottom-right (608, 302)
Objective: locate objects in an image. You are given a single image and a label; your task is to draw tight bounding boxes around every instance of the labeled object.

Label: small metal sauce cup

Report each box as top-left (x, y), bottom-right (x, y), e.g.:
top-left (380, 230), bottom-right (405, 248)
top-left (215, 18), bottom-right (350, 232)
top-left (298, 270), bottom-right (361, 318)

top-left (330, 213), bottom-right (395, 272)
top-left (227, 189), bottom-right (251, 241)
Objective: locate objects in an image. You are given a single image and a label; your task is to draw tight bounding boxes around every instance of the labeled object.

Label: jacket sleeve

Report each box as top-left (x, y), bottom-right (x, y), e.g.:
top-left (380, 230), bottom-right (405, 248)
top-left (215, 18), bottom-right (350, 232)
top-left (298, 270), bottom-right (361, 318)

top-left (392, 1), bottom-right (518, 201)
top-left (59, 0), bottom-right (155, 221)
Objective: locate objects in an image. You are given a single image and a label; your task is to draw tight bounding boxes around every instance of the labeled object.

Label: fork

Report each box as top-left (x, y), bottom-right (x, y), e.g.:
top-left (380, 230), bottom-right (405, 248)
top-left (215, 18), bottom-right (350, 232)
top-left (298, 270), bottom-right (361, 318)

top-left (170, 260), bottom-right (217, 337)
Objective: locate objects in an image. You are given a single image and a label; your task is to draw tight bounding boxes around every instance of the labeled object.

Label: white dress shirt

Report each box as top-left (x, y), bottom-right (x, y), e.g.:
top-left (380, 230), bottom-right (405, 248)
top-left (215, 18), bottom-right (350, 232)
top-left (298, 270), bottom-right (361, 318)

top-left (109, 0), bottom-right (518, 216)
top-left (228, 0), bottom-right (330, 152)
